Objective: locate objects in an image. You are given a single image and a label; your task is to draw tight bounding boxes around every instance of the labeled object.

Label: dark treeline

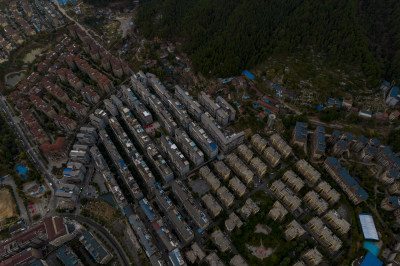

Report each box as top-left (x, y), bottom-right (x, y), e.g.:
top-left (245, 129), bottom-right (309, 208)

top-left (136, 0), bottom-right (400, 86)
top-left (0, 116), bottom-right (19, 168)
top-left (82, 0), bottom-right (115, 7)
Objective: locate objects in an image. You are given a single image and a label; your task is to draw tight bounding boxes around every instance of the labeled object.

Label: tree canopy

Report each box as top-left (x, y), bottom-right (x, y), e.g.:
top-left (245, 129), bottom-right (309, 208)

top-left (136, 0), bottom-right (400, 86)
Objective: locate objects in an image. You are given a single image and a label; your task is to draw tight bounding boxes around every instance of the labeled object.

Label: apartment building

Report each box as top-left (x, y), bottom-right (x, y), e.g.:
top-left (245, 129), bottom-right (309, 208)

top-left (174, 128), bottom-right (204, 166)
top-left (200, 112), bottom-right (244, 153)
top-left (171, 180), bottom-right (210, 230)
top-left (324, 157), bottom-right (368, 205)
top-left (160, 135), bottom-right (190, 176)
top-left (270, 133), bottom-right (292, 158)
top-left (187, 121), bottom-right (218, 158)
top-left (175, 85), bottom-right (203, 121)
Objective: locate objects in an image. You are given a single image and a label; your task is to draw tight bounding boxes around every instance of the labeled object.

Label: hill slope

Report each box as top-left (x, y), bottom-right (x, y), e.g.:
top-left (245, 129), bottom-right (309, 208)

top-left (136, 0), bottom-right (400, 86)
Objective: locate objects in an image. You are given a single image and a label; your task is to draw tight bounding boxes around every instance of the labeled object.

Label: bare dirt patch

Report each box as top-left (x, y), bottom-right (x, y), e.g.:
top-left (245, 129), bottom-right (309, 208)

top-left (81, 199), bottom-right (122, 226)
top-left (0, 188), bottom-right (17, 221)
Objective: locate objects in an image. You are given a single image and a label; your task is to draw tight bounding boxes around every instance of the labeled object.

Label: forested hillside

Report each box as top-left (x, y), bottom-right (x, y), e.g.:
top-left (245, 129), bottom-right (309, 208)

top-left (136, 0), bottom-right (400, 86)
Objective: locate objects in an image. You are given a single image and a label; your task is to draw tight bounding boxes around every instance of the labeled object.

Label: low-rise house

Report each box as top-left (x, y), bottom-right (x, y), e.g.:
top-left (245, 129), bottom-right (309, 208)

top-left (270, 133), bottom-right (292, 158)
top-left (268, 201), bottom-right (288, 221)
top-left (202, 194), bottom-right (222, 218)
top-left (230, 254), bottom-right (248, 266)
top-left (250, 157), bottom-right (268, 177)
top-left (315, 181), bottom-right (340, 205)
top-left (237, 144), bottom-right (254, 163)
top-left (217, 186), bottom-right (235, 208)
top-left (296, 159), bottom-right (321, 186)
top-left (211, 230), bottom-right (231, 252)
top-left (302, 248), bottom-right (324, 266)
top-left (225, 212), bottom-right (243, 233)
top-left (323, 210), bottom-right (351, 235)
top-left (303, 191), bottom-right (329, 215)
top-left (226, 153), bottom-right (254, 185)
top-left (239, 198), bottom-right (259, 219)
top-left (307, 217), bottom-right (342, 253)
top-left (270, 180), bottom-right (302, 212)
top-left (284, 220), bottom-right (306, 241)
top-left (228, 176), bottom-right (246, 197)
top-left (251, 134), bottom-right (268, 153)
top-left (263, 146), bottom-right (281, 168)
top-left (282, 170), bottom-right (305, 192)
top-left (213, 161), bottom-right (231, 180)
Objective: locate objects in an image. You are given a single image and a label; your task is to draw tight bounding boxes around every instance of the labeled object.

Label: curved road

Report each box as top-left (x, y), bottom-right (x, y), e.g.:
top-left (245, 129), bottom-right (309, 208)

top-left (61, 214), bottom-right (130, 266)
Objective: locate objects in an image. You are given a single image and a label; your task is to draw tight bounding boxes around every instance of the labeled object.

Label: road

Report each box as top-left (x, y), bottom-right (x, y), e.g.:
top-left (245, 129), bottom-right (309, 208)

top-left (61, 214), bottom-right (130, 266)
top-left (0, 95), bottom-right (57, 212)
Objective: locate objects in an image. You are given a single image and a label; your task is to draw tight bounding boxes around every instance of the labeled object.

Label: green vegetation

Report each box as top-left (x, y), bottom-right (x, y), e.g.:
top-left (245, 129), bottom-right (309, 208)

top-left (137, 0), bottom-right (400, 86)
top-left (231, 191), bottom-right (314, 265)
top-left (0, 115), bottom-right (20, 175)
top-left (388, 129), bottom-right (400, 153)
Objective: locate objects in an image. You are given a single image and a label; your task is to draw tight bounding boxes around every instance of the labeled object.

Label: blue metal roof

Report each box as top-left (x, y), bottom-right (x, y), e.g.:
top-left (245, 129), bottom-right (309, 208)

top-left (139, 199), bottom-right (156, 221)
top-left (56, 245), bottom-right (80, 266)
top-left (326, 157), bottom-right (369, 200)
top-left (332, 130), bottom-right (341, 138)
top-left (338, 140), bottom-right (347, 148)
top-left (370, 138), bottom-right (380, 146)
top-left (316, 126), bottom-right (326, 151)
top-left (390, 196), bottom-right (400, 207)
top-left (390, 86), bottom-right (399, 98)
top-left (361, 252), bottom-right (382, 266)
top-left (359, 136), bottom-right (368, 144)
top-left (343, 132), bottom-right (353, 141)
top-left (382, 80), bottom-right (390, 88)
top-left (80, 231), bottom-right (109, 262)
top-left (242, 70), bottom-right (254, 80)
top-left (295, 122), bottom-right (308, 142)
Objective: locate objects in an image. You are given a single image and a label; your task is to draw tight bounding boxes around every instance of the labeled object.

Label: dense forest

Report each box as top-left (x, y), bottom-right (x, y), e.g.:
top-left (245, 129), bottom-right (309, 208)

top-left (82, 0), bottom-right (117, 7)
top-left (136, 0), bottom-right (400, 86)
top-left (0, 116), bottom-right (19, 174)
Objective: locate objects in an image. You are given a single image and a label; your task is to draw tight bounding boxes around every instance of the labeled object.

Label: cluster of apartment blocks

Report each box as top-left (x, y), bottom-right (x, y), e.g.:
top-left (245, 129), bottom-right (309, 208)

top-left (269, 158), bottom-right (351, 254)
top-left (97, 125), bottom-right (144, 200)
top-left (251, 133), bottom-right (292, 169)
top-left (87, 113), bottom-right (164, 261)
top-left (130, 72), bottom-right (243, 155)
